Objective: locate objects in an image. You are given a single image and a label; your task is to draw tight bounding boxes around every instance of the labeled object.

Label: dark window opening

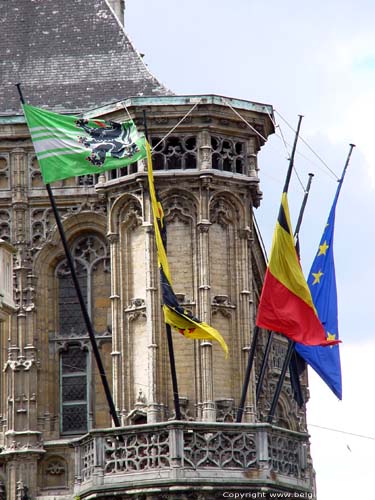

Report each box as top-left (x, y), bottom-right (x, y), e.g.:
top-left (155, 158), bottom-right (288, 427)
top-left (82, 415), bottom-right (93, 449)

top-left (61, 346), bottom-right (88, 434)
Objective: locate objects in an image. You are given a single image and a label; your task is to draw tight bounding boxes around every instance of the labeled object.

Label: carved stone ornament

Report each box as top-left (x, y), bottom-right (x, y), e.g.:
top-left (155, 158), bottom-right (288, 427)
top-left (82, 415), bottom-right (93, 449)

top-left (197, 220), bottom-right (211, 233)
top-left (210, 197), bottom-right (237, 227)
top-left (46, 460), bottom-right (66, 475)
top-left (163, 194), bottom-right (196, 224)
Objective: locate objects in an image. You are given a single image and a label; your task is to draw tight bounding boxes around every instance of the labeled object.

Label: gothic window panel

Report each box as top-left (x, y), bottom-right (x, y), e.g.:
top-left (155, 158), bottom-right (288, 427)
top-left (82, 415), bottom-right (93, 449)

top-left (55, 234), bottom-right (110, 337)
top-left (0, 210), bottom-right (11, 241)
top-left (108, 161), bottom-right (138, 180)
top-left (150, 136), bottom-right (197, 170)
top-left (0, 155), bottom-right (9, 190)
top-left (29, 155), bottom-right (44, 188)
top-left (211, 135), bottom-right (245, 174)
top-left (57, 261), bottom-right (87, 337)
top-left (60, 346), bottom-right (88, 434)
top-left (76, 174), bottom-right (100, 186)
top-left (55, 234), bottom-right (110, 435)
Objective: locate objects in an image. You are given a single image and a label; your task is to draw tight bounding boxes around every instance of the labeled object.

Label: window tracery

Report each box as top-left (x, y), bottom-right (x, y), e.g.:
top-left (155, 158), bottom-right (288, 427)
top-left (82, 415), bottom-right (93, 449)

top-left (55, 234), bottom-right (110, 434)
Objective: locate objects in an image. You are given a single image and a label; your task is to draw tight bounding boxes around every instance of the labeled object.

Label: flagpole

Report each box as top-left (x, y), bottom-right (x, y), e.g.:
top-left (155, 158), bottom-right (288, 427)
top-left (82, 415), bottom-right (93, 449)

top-left (143, 111), bottom-right (182, 421)
top-left (256, 173), bottom-right (314, 405)
top-left (268, 145), bottom-right (354, 421)
top-left (336, 144), bottom-right (355, 197)
top-left (287, 172), bottom-right (315, 407)
top-left (267, 340), bottom-right (294, 423)
top-left (294, 143), bottom-right (355, 400)
top-left (236, 116), bottom-right (303, 423)
top-left (294, 172), bottom-right (314, 252)
top-left (235, 326), bottom-right (259, 422)
top-left (268, 144), bottom-right (356, 422)
top-left (283, 115), bottom-right (303, 193)
top-left (255, 331), bottom-right (273, 402)
top-left (16, 84), bottom-right (121, 428)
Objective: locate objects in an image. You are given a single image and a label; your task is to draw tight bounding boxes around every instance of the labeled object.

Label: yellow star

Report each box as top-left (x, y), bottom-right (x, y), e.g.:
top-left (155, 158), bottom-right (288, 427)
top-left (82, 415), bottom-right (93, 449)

top-left (326, 332), bottom-right (336, 348)
top-left (326, 332), bottom-right (336, 341)
top-left (312, 270), bottom-right (323, 285)
top-left (318, 240), bottom-right (329, 256)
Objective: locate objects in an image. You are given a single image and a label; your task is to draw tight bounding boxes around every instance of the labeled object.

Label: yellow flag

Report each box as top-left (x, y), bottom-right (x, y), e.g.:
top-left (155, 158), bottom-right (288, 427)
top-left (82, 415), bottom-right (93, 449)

top-left (146, 142), bottom-right (228, 357)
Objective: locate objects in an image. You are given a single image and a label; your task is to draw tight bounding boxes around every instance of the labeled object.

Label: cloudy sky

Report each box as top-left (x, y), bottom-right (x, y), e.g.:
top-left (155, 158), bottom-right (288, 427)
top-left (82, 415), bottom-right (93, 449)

top-left (126, 1), bottom-right (374, 497)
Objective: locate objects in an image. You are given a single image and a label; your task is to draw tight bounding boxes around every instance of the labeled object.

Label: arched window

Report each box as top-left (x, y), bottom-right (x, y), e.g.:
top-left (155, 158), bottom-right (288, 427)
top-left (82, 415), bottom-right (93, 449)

top-left (55, 234), bottom-right (110, 434)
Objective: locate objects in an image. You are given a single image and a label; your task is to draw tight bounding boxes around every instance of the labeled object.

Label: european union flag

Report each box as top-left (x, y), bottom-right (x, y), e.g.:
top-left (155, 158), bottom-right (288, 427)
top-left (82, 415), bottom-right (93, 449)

top-left (295, 182), bottom-right (343, 399)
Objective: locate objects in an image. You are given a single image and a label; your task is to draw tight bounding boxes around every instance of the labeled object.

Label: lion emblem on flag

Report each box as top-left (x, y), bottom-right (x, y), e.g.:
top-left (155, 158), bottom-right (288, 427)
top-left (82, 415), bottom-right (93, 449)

top-left (75, 118), bottom-right (140, 167)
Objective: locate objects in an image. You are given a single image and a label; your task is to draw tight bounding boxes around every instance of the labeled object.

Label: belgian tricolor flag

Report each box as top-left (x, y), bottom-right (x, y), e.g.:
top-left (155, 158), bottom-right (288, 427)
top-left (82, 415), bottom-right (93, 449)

top-left (256, 192), bottom-right (338, 347)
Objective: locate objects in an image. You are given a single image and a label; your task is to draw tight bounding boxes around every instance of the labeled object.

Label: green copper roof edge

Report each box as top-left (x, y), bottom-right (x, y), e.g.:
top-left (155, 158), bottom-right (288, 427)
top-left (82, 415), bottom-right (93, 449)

top-left (84, 94), bottom-right (274, 118)
top-left (0, 116), bottom-right (26, 124)
top-left (0, 94), bottom-right (274, 124)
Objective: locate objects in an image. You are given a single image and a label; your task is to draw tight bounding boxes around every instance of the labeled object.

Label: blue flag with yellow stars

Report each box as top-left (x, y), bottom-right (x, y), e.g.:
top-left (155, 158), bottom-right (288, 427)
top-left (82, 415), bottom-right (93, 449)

top-left (295, 181), bottom-right (344, 399)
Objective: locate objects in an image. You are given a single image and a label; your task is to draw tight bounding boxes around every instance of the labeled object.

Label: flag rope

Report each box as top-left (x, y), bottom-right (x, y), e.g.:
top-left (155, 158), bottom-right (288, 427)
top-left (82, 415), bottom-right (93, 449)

top-left (275, 109), bottom-right (339, 180)
top-left (223, 98), bottom-right (268, 142)
top-left (122, 98), bottom-right (202, 152)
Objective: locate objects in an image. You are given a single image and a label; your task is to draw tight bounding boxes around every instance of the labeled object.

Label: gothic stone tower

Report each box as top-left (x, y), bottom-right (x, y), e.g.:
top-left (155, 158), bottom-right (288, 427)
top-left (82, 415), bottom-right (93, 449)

top-left (0, 1), bottom-right (315, 499)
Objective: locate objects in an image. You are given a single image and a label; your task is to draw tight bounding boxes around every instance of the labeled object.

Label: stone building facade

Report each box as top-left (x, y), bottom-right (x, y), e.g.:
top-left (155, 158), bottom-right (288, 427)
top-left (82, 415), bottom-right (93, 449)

top-left (0, 1), bottom-right (314, 499)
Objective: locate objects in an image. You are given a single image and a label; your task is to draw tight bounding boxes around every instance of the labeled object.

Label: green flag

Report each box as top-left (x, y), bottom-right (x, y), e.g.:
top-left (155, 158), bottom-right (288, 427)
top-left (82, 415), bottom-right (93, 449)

top-left (22, 104), bottom-right (147, 184)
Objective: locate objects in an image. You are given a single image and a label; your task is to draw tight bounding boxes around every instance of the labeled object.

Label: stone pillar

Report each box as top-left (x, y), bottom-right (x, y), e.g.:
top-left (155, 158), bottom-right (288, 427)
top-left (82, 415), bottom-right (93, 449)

top-left (108, 232), bottom-right (122, 422)
top-left (197, 175), bottom-right (215, 421)
top-left (238, 226), bottom-right (256, 422)
top-left (144, 219), bottom-right (160, 423)
top-left (2, 149), bottom-right (43, 499)
top-left (199, 130), bottom-right (212, 170)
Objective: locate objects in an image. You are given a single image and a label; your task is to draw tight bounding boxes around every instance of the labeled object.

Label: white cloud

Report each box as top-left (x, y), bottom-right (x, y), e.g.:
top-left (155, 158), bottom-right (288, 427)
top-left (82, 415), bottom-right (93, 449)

top-left (307, 340), bottom-right (375, 499)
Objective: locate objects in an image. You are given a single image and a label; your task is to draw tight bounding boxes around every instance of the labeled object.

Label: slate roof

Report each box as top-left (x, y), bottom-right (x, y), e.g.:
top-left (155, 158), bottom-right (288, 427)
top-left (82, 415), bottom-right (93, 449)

top-left (0, 0), bottom-right (171, 114)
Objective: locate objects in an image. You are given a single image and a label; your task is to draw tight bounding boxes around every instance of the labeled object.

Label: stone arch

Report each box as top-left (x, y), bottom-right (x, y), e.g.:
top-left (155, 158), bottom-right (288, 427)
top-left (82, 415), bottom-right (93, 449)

top-left (156, 188), bottom-right (199, 418)
top-left (208, 190), bottom-right (246, 227)
top-left (32, 211), bottom-right (109, 346)
top-left (275, 393), bottom-right (297, 431)
top-left (33, 212), bottom-right (108, 276)
top-left (109, 194), bottom-right (146, 417)
top-left (160, 188), bottom-right (199, 225)
top-left (207, 191), bottom-right (249, 407)
top-left (32, 212), bottom-right (111, 437)
top-left (108, 192), bottom-right (143, 234)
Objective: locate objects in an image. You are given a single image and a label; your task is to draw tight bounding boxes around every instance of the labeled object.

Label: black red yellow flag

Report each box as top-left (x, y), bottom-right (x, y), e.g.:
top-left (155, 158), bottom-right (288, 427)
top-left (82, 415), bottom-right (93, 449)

top-left (256, 192), bottom-right (339, 347)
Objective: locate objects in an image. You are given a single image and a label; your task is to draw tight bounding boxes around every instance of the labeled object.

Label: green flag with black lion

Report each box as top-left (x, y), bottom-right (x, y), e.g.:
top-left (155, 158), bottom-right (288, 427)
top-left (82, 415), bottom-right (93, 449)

top-left (23, 104), bottom-right (147, 184)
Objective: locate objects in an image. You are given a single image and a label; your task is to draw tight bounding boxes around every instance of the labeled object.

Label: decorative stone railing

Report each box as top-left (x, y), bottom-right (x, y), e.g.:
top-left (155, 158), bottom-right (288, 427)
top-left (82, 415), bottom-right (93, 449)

top-left (73, 421), bottom-right (312, 498)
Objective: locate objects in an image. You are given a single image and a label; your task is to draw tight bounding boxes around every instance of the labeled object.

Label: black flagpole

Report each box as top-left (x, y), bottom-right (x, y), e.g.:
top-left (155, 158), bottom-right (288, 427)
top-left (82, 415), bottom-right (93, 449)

top-left (235, 326), bottom-right (259, 422)
top-left (266, 116), bottom-right (306, 423)
top-left (143, 111), bottom-right (181, 421)
top-left (165, 324), bottom-right (182, 420)
top-left (268, 144), bottom-right (355, 422)
top-left (256, 173), bottom-right (314, 405)
top-left (255, 331), bottom-right (273, 402)
top-left (235, 116), bottom-right (303, 423)
top-left (288, 172), bottom-right (314, 407)
top-left (267, 339), bottom-right (294, 423)
top-left (17, 84), bottom-right (121, 428)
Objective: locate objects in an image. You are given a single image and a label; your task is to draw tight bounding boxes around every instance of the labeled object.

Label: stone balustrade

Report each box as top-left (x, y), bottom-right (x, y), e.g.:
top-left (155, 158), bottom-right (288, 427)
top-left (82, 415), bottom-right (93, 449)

top-left (73, 421), bottom-right (312, 498)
